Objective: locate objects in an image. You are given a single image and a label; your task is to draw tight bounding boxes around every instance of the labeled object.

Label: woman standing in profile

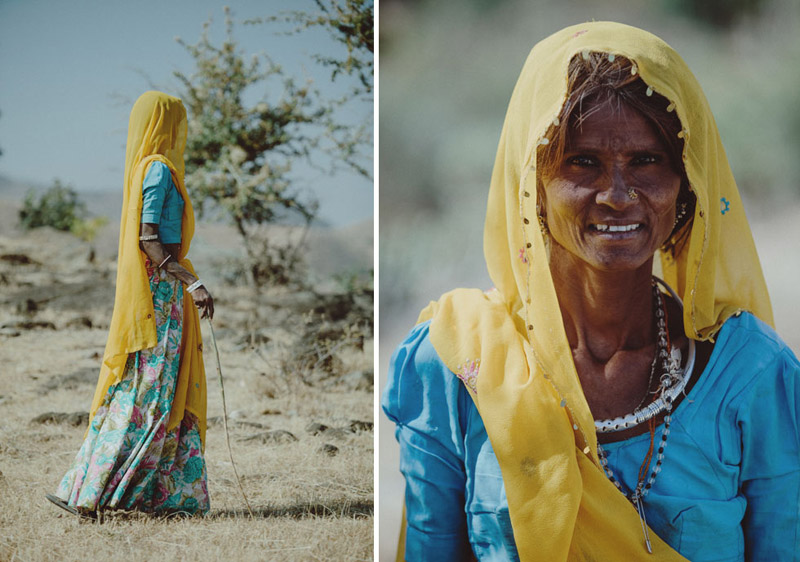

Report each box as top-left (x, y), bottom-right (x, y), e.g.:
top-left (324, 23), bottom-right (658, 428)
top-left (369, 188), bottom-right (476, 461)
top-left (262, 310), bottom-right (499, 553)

top-left (47, 91), bottom-right (214, 517)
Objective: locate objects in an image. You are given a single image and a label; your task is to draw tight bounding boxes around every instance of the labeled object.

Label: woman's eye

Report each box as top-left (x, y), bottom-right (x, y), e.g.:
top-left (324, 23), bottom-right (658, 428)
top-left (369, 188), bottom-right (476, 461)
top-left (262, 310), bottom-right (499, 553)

top-left (567, 155), bottom-right (597, 167)
top-left (633, 154), bottom-right (658, 165)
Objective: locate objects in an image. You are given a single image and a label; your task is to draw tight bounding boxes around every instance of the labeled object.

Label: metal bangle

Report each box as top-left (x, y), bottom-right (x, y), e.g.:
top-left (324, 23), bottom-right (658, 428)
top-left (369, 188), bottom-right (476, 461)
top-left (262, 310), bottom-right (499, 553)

top-left (158, 254), bottom-right (172, 268)
top-left (139, 234), bottom-right (159, 241)
top-left (186, 279), bottom-right (204, 294)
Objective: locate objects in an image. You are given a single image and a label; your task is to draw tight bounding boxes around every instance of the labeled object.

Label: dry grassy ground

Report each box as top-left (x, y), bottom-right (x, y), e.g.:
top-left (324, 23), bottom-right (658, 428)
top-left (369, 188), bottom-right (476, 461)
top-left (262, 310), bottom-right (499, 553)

top-left (0, 224), bottom-right (373, 561)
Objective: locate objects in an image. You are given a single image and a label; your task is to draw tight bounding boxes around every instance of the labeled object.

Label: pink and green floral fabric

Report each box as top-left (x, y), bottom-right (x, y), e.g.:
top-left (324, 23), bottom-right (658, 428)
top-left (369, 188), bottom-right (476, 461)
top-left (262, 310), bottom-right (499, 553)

top-left (55, 264), bottom-right (209, 514)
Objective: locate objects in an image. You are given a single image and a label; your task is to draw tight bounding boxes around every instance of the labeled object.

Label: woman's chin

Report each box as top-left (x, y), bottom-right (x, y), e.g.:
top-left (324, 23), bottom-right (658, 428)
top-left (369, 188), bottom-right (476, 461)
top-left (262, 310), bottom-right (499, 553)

top-left (588, 254), bottom-right (654, 273)
top-left (552, 238), bottom-right (656, 273)
top-left (575, 247), bottom-right (656, 273)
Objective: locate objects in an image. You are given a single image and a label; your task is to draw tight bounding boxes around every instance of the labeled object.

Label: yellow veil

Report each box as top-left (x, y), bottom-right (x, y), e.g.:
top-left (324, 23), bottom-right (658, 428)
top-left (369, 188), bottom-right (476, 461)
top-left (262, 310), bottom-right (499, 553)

top-left (88, 91), bottom-right (207, 445)
top-left (417, 22), bottom-right (773, 560)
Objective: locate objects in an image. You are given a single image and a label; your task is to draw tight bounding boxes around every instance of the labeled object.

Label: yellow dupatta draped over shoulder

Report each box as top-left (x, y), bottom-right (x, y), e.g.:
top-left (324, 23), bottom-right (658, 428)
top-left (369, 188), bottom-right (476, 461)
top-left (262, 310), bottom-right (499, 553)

top-left (416, 22), bottom-right (773, 561)
top-left (88, 91), bottom-right (207, 445)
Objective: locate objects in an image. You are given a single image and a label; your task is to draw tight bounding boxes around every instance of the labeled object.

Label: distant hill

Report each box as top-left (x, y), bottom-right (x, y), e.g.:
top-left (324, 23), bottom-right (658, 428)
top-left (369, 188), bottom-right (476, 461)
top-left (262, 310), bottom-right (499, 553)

top-left (0, 174), bottom-right (372, 280)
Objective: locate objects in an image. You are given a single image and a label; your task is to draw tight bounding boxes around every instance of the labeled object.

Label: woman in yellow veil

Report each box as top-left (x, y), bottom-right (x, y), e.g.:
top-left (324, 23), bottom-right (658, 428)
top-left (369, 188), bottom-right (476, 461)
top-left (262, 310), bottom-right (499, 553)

top-left (383, 22), bottom-right (800, 560)
top-left (47, 91), bottom-right (214, 517)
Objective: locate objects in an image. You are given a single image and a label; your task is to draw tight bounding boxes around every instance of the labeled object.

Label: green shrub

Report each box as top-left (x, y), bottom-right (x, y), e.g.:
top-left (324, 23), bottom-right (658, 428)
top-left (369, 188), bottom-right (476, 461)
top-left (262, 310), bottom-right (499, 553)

top-left (19, 180), bottom-right (86, 232)
top-left (18, 180), bottom-right (107, 241)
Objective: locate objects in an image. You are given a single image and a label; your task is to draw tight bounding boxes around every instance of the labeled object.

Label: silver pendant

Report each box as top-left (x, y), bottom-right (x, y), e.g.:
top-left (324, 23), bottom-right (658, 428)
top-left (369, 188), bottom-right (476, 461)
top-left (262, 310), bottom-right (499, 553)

top-left (669, 348), bottom-right (683, 379)
top-left (634, 495), bottom-right (653, 554)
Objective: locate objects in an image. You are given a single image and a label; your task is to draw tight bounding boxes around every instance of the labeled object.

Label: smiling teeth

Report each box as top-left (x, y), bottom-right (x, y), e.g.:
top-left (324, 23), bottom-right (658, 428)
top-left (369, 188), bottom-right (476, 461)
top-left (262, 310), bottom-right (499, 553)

top-left (593, 224), bottom-right (640, 232)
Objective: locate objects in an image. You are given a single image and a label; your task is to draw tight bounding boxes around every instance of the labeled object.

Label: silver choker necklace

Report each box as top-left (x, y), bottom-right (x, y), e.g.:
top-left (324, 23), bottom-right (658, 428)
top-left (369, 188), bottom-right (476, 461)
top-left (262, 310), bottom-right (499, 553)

top-left (594, 277), bottom-right (696, 433)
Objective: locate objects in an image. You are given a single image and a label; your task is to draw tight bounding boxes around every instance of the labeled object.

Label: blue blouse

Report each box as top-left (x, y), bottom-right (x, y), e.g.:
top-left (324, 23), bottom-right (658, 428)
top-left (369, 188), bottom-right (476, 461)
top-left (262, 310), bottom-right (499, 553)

top-left (141, 161), bottom-right (183, 244)
top-left (382, 312), bottom-right (800, 561)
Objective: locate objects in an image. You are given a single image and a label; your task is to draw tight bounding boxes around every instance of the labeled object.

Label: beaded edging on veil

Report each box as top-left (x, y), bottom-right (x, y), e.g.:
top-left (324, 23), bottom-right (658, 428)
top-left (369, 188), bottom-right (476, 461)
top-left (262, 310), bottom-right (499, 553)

top-left (415, 22), bottom-right (773, 561)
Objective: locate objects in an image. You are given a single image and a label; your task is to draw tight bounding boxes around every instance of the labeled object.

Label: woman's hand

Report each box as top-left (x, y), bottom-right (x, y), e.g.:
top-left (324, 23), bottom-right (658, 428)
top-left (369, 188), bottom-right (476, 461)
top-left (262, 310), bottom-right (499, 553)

top-left (191, 286), bottom-right (214, 319)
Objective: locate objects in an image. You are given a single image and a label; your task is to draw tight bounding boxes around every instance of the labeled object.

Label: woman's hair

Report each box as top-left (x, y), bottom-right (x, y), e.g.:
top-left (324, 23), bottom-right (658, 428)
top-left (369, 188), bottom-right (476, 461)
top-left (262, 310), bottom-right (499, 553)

top-left (537, 52), bottom-right (695, 256)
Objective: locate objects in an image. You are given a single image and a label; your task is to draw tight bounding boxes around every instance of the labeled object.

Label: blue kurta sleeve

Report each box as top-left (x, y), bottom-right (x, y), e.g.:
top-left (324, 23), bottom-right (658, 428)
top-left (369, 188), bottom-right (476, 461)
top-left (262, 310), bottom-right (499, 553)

top-left (382, 321), bottom-right (473, 561)
top-left (738, 339), bottom-right (800, 561)
top-left (141, 161), bottom-right (170, 224)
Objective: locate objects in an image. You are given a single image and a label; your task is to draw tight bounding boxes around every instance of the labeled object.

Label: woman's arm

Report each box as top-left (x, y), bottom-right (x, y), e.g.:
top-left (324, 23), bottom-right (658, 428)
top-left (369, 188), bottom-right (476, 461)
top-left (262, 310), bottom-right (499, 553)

top-left (140, 160), bottom-right (214, 319)
top-left (382, 322), bottom-right (473, 561)
top-left (139, 222), bottom-right (214, 319)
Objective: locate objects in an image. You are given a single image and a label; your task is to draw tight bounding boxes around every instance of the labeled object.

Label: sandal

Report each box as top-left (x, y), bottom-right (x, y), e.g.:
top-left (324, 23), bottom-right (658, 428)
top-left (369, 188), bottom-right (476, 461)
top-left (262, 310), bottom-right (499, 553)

top-left (45, 494), bottom-right (97, 520)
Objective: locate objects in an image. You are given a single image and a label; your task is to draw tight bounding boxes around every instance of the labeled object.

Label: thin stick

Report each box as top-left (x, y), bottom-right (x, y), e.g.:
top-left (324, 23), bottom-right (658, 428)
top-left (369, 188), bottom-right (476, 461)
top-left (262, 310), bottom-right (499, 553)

top-left (206, 317), bottom-right (255, 518)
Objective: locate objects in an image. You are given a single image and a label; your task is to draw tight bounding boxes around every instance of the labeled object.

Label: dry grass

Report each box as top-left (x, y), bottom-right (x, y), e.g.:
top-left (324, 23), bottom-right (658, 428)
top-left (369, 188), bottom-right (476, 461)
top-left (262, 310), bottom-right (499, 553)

top-left (0, 228), bottom-right (373, 562)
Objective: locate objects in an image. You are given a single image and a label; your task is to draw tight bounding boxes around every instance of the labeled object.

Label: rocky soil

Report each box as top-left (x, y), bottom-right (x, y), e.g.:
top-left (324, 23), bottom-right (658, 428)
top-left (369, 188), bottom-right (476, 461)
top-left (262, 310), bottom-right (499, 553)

top-left (0, 209), bottom-right (374, 561)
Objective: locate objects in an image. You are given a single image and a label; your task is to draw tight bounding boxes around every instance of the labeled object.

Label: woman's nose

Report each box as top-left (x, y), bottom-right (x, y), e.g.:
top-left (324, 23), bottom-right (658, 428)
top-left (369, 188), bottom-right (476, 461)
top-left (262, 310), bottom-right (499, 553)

top-left (596, 167), bottom-right (635, 210)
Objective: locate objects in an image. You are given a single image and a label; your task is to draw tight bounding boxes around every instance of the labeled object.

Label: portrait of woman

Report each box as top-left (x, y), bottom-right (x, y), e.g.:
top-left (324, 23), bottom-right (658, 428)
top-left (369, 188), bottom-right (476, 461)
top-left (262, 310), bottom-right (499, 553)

top-left (382, 20), bottom-right (800, 561)
top-left (47, 91), bottom-right (214, 517)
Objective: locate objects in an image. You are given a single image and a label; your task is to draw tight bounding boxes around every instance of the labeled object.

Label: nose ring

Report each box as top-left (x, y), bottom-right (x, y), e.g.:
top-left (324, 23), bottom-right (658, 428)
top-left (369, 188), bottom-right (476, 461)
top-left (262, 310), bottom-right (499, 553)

top-left (627, 188), bottom-right (638, 200)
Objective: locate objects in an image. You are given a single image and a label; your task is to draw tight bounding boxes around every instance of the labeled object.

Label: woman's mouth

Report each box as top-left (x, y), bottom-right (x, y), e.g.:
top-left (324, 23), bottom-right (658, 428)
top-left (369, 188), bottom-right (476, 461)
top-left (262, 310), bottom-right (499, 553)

top-left (588, 223), bottom-right (644, 236)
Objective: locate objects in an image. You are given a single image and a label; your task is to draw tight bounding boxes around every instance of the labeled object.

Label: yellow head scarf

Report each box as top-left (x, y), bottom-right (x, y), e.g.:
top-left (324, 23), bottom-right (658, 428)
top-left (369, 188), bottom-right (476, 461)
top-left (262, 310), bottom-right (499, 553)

top-left (88, 91), bottom-right (207, 445)
top-left (417, 22), bottom-right (773, 560)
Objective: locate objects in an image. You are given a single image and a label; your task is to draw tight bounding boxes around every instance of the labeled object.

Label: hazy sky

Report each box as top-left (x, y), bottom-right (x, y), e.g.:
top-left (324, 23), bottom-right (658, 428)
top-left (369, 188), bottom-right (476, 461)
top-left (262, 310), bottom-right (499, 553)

top-left (0, 0), bottom-right (373, 227)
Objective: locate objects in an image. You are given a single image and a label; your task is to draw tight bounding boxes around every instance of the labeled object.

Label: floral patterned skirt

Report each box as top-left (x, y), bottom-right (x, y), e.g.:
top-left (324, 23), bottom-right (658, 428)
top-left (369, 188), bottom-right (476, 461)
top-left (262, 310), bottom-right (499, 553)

top-left (55, 264), bottom-right (209, 515)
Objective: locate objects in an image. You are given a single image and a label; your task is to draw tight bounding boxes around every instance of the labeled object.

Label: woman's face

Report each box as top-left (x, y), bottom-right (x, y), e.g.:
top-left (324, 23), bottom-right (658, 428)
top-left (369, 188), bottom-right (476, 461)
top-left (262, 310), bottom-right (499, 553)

top-left (541, 100), bottom-right (681, 272)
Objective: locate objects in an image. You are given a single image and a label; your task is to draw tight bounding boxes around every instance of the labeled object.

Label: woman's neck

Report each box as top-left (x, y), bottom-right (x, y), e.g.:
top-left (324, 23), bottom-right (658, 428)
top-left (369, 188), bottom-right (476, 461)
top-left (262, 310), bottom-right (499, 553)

top-left (549, 246), bottom-right (655, 363)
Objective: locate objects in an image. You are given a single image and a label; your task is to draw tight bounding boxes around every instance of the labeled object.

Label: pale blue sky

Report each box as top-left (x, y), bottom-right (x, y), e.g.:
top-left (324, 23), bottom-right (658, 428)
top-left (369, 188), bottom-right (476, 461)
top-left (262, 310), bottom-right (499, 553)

top-left (0, 0), bottom-right (372, 226)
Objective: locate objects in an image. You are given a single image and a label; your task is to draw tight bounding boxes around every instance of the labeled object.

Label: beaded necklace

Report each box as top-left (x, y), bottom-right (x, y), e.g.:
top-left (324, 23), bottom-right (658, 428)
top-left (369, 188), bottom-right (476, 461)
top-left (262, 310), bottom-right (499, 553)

top-left (635, 352), bottom-right (658, 412)
top-left (595, 277), bottom-right (692, 553)
top-left (595, 279), bottom-right (696, 433)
